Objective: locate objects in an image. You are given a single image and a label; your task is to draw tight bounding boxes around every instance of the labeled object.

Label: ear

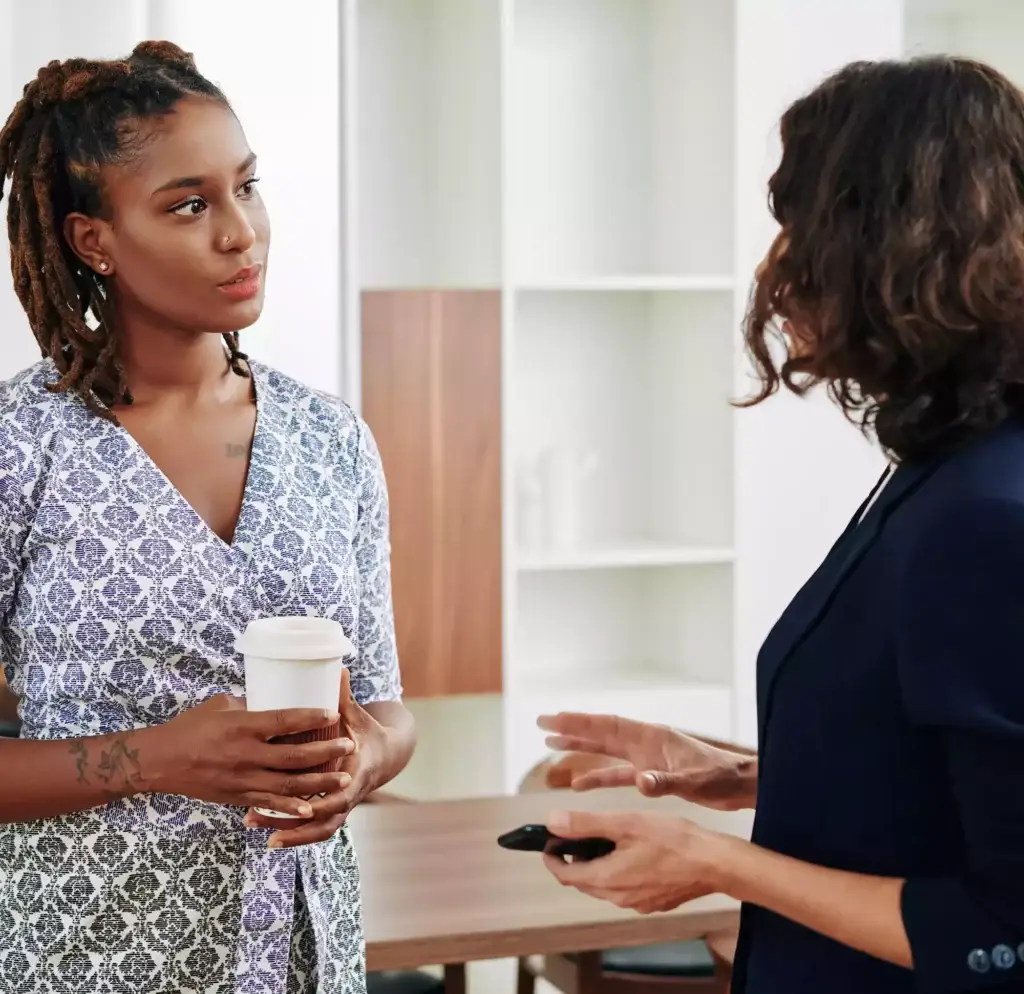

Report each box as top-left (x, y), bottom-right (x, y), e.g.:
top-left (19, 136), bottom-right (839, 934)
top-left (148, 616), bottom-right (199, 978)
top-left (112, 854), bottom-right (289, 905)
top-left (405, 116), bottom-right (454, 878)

top-left (63, 212), bottom-right (115, 277)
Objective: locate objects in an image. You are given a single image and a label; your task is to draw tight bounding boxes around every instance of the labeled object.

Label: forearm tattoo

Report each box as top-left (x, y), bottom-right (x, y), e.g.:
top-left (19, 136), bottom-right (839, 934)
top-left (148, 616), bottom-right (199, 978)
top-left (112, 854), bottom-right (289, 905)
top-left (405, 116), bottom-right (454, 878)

top-left (69, 733), bottom-right (145, 797)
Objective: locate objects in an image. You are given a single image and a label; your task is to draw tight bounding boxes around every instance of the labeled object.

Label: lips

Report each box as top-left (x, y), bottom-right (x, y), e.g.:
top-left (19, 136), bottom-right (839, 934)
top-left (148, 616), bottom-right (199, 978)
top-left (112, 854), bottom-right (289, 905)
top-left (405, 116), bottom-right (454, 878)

top-left (220, 264), bottom-right (262, 286)
top-left (218, 263), bottom-right (263, 302)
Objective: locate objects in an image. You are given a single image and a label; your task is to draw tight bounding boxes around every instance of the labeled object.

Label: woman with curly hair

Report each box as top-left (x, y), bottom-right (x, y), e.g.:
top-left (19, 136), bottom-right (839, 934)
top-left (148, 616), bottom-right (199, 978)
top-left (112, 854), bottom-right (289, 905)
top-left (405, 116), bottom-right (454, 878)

top-left (0, 41), bottom-right (413, 994)
top-left (538, 57), bottom-right (1024, 994)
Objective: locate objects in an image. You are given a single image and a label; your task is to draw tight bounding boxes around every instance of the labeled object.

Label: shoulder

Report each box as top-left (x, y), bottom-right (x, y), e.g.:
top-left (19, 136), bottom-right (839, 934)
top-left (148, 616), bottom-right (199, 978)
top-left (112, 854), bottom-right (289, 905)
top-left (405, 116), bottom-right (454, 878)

top-left (0, 359), bottom-right (60, 425)
top-left (0, 360), bottom-right (65, 461)
top-left (891, 430), bottom-right (1024, 640)
top-left (893, 437), bottom-right (1024, 725)
top-left (895, 498), bottom-right (1024, 728)
top-left (253, 361), bottom-right (360, 437)
top-left (936, 414), bottom-right (1024, 503)
top-left (251, 362), bottom-right (378, 473)
top-left (903, 496), bottom-right (1024, 580)
top-left (891, 418), bottom-right (1024, 560)
top-left (0, 361), bottom-right (66, 518)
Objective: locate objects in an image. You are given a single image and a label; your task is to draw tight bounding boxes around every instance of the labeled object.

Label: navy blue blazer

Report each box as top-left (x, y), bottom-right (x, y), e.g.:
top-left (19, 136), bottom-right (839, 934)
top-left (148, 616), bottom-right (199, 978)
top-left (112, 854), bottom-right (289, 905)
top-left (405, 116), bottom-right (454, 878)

top-left (733, 418), bottom-right (1024, 994)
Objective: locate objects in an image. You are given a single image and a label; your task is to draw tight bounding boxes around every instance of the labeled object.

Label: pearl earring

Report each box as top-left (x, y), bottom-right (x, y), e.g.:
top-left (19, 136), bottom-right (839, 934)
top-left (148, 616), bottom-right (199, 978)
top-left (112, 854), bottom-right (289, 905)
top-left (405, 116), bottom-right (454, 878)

top-left (99, 262), bottom-right (109, 272)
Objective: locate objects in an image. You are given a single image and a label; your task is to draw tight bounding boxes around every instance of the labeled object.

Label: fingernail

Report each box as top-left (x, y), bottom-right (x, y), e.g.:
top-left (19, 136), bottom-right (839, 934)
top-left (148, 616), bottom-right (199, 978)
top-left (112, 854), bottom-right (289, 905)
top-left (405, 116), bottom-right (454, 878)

top-left (323, 710), bottom-right (340, 721)
top-left (297, 804), bottom-right (313, 818)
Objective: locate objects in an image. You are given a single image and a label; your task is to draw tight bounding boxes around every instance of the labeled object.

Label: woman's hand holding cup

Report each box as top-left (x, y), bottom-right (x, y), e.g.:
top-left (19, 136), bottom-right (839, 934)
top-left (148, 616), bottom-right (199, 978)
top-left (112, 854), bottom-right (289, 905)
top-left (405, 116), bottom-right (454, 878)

top-left (143, 695), bottom-right (355, 818)
top-left (245, 667), bottom-right (389, 847)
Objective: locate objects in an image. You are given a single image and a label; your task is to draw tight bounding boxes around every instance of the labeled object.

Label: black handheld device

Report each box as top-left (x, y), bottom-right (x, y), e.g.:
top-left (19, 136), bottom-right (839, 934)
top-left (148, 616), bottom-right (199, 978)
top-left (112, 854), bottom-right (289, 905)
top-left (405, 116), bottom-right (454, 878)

top-left (497, 823), bottom-right (615, 861)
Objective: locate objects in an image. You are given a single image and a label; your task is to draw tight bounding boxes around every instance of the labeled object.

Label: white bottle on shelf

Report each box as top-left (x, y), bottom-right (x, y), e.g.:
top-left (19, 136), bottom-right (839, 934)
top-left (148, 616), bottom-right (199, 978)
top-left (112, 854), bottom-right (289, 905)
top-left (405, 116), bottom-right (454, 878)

top-left (536, 446), bottom-right (598, 550)
top-left (515, 456), bottom-right (546, 551)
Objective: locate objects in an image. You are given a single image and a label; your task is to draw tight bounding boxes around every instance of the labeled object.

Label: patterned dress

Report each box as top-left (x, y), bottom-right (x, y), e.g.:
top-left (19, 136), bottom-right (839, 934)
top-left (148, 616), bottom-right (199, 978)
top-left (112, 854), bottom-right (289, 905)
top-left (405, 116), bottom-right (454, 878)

top-left (0, 359), bottom-right (402, 994)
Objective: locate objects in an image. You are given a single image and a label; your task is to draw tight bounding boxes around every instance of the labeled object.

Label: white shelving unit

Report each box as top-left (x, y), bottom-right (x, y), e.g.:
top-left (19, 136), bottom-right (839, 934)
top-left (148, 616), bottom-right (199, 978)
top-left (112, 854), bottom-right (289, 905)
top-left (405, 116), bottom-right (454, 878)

top-left (503, 1), bottom-right (738, 790)
top-left (509, 0), bottom-right (735, 283)
top-left (517, 545), bottom-right (735, 572)
top-left (513, 290), bottom-right (735, 547)
top-left (344, 0), bottom-right (906, 798)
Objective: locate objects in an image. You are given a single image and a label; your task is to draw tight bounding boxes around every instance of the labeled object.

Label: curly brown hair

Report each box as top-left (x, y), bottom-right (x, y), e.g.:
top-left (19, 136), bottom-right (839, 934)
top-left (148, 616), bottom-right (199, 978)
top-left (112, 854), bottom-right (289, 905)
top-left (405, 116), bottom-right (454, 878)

top-left (741, 56), bottom-right (1024, 462)
top-left (0, 40), bottom-right (248, 422)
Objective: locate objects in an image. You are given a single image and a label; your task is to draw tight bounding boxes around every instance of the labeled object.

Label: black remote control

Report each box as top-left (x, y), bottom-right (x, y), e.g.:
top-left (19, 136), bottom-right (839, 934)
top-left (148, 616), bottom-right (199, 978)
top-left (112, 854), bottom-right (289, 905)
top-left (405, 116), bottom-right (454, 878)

top-left (497, 823), bottom-right (615, 861)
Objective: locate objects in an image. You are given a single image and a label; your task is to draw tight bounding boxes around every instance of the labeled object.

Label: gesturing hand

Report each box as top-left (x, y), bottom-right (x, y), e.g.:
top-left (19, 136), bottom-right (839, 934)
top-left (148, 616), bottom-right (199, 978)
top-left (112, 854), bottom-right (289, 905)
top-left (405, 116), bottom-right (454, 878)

top-left (152, 695), bottom-right (354, 818)
top-left (246, 668), bottom-right (388, 848)
top-left (538, 712), bottom-right (753, 810)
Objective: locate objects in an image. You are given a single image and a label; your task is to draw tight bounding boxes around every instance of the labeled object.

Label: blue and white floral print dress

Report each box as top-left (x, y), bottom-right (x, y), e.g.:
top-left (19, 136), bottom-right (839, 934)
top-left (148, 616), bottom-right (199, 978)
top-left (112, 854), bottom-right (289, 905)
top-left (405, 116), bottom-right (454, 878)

top-left (0, 359), bottom-right (402, 994)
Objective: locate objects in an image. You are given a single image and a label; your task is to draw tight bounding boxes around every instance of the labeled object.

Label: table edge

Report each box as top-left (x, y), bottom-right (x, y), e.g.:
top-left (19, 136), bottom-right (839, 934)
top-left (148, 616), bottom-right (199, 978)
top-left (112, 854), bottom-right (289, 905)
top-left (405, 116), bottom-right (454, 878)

top-left (365, 906), bottom-right (742, 971)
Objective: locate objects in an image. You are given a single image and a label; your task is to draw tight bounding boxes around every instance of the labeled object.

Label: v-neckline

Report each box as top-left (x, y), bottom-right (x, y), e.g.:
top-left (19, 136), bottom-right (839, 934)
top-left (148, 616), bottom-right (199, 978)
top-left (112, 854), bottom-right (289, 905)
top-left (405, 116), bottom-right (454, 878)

top-left (106, 361), bottom-right (264, 554)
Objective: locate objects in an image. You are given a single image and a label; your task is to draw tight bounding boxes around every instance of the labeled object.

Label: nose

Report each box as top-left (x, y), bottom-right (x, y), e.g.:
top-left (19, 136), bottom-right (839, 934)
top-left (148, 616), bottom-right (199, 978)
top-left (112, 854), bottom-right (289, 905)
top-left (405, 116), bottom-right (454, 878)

top-left (217, 201), bottom-right (256, 254)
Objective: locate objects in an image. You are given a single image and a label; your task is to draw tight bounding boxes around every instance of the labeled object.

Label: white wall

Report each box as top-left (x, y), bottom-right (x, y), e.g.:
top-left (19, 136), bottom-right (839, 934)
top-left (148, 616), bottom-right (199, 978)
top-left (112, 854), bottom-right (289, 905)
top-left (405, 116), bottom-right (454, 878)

top-left (0, 0), bottom-right (342, 396)
top-left (1, 0), bottom-right (151, 381)
top-left (732, 0), bottom-right (901, 745)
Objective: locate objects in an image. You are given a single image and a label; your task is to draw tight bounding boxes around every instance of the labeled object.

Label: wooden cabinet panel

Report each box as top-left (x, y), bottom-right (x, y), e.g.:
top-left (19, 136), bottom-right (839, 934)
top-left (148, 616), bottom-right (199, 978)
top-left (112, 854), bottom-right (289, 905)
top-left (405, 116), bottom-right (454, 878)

top-left (361, 293), bottom-right (436, 694)
top-left (361, 290), bottom-right (502, 698)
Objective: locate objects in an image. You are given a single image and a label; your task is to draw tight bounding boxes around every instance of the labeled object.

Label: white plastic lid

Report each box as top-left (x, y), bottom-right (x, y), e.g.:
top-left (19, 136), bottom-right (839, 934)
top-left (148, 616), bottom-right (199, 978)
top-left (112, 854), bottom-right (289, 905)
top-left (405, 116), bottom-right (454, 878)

top-left (235, 616), bottom-right (354, 661)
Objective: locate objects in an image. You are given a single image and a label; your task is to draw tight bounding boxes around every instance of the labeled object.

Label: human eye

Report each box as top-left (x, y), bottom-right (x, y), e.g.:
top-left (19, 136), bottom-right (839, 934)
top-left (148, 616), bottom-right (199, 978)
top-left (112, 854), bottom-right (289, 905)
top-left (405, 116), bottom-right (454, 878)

top-left (168, 196), bottom-right (207, 218)
top-left (238, 176), bottom-right (261, 199)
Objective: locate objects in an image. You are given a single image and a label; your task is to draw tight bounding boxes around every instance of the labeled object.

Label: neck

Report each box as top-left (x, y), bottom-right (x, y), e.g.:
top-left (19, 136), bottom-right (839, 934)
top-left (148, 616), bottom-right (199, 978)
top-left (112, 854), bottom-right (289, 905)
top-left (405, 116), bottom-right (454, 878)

top-left (115, 308), bottom-right (242, 407)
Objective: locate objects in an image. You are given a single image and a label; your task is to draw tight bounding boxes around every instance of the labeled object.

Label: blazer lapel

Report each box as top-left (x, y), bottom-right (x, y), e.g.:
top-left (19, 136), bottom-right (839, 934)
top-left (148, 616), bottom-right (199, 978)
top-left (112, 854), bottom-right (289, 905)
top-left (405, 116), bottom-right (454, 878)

top-left (755, 459), bottom-right (937, 750)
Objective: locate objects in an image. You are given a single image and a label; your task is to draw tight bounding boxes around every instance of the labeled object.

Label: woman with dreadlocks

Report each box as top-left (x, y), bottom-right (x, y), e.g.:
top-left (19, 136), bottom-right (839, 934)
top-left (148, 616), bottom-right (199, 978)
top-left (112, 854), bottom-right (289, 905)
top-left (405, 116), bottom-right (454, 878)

top-left (0, 41), bottom-right (413, 994)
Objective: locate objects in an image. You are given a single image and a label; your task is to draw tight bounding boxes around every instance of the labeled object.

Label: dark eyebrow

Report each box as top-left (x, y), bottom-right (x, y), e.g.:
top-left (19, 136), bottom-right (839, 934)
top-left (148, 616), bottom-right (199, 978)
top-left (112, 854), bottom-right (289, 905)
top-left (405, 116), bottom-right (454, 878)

top-left (151, 152), bottom-right (258, 196)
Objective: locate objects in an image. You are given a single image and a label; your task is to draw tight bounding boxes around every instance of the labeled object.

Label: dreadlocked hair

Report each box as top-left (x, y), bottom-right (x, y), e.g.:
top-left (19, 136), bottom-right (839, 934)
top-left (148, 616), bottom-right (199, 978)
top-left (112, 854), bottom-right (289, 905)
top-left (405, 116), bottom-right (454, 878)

top-left (0, 39), bottom-right (250, 422)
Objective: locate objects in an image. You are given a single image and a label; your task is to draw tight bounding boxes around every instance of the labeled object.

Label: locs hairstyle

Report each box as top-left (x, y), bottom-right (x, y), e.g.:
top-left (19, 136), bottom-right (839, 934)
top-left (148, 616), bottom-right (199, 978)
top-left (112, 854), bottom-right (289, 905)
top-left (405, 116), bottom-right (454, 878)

top-left (0, 40), bottom-right (249, 422)
top-left (741, 57), bottom-right (1024, 462)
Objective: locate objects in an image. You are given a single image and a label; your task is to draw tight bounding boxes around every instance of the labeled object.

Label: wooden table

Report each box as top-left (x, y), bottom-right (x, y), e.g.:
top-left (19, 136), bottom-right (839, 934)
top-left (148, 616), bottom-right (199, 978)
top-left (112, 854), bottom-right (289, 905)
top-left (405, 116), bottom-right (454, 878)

top-left (348, 789), bottom-right (754, 972)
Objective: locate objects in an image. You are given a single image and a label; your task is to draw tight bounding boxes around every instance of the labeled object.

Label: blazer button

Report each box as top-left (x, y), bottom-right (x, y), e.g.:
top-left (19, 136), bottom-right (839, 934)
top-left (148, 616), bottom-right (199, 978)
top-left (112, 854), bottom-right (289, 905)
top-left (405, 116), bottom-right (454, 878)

top-left (968, 949), bottom-right (991, 974)
top-left (992, 945), bottom-right (1016, 970)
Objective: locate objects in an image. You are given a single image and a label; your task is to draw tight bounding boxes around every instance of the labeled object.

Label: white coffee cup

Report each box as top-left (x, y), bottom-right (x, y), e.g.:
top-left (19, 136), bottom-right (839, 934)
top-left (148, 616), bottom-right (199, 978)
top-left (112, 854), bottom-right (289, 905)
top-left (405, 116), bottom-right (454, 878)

top-left (236, 615), bottom-right (354, 822)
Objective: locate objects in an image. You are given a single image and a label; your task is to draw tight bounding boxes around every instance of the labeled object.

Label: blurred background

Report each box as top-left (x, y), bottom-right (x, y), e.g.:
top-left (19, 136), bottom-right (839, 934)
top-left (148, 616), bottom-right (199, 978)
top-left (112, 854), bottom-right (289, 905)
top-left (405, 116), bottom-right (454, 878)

top-left (0, 0), bottom-right (1018, 804)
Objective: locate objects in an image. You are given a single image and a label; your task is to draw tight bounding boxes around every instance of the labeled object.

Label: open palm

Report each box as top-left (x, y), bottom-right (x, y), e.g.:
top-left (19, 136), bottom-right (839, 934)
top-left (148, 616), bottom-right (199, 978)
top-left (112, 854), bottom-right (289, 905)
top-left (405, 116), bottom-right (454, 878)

top-left (537, 711), bottom-right (743, 809)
